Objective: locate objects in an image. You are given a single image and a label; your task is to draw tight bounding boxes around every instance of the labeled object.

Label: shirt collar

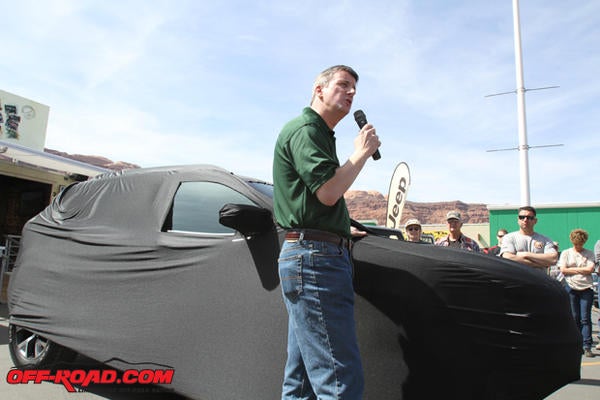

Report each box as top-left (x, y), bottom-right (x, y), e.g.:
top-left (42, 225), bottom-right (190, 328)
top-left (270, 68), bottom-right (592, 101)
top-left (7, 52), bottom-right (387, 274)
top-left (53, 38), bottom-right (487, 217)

top-left (303, 107), bottom-right (335, 137)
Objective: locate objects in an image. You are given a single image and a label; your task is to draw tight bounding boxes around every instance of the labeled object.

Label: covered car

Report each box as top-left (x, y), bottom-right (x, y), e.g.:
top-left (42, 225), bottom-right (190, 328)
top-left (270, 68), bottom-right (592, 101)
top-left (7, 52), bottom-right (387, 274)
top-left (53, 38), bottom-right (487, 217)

top-left (8, 165), bottom-right (581, 399)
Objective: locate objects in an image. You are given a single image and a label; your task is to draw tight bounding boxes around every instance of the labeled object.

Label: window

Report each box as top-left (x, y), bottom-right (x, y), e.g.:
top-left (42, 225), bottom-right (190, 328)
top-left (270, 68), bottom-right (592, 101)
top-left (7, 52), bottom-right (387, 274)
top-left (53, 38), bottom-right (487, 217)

top-left (168, 181), bottom-right (256, 235)
top-left (246, 181), bottom-right (273, 199)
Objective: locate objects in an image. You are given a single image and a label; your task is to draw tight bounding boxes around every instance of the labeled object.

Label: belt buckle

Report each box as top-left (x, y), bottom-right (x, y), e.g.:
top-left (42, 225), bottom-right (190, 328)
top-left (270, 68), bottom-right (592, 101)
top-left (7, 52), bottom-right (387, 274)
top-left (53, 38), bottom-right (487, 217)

top-left (285, 230), bottom-right (302, 243)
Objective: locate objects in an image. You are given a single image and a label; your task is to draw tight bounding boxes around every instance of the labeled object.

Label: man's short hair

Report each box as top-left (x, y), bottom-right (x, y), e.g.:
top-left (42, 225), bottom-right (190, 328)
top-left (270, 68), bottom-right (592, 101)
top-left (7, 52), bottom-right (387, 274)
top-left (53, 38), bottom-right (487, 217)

top-left (518, 205), bottom-right (537, 216)
top-left (310, 65), bottom-right (359, 105)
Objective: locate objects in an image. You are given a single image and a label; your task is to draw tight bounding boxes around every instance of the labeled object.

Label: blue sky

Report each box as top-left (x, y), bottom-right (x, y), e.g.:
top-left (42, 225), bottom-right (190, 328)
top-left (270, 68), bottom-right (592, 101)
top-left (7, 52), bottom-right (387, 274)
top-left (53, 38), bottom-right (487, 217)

top-left (3, 0), bottom-right (599, 205)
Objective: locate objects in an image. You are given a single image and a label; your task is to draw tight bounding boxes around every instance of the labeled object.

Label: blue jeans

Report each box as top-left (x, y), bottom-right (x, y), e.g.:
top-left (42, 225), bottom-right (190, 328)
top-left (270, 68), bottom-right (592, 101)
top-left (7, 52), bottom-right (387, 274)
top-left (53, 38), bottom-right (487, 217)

top-left (278, 239), bottom-right (363, 400)
top-left (566, 286), bottom-right (594, 350)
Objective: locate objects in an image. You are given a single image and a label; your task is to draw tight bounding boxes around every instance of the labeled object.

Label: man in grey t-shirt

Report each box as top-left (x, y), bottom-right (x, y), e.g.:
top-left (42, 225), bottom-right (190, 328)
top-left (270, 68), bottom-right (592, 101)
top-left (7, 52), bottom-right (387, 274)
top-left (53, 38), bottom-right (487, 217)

top-left (500, 206), bottom-right (558, 272)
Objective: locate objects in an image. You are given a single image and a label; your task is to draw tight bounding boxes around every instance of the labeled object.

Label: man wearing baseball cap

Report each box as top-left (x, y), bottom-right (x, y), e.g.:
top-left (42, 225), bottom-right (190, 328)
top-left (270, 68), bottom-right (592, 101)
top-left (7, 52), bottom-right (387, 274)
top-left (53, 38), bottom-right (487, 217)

top-left (404, 219), bottom-right (427, 243)
top-left (434, 211), bottom-right (481, 252)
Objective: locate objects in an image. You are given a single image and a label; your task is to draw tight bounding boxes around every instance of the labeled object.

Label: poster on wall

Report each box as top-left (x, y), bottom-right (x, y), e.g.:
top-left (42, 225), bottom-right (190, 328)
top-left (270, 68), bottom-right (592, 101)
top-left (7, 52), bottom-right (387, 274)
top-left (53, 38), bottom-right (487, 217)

top-left (0, 89), bottom-right (49, 151)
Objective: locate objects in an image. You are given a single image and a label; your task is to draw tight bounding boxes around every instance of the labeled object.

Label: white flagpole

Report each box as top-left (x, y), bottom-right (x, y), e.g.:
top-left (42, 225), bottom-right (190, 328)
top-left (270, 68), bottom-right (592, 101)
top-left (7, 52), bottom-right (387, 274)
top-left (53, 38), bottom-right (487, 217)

top-left (512, 0), bottom-right (531, 206)
top-left (486, 1), bottom-right (562, 204)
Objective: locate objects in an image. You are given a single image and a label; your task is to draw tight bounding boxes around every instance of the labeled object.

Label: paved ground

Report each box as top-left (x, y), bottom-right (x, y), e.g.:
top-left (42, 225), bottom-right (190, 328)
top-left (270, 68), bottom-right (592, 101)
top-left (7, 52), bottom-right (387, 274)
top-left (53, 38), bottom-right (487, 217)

top-left (1, 302), bottom-right (599, 399)
top-left (540, 305), bottom-right (600, 400)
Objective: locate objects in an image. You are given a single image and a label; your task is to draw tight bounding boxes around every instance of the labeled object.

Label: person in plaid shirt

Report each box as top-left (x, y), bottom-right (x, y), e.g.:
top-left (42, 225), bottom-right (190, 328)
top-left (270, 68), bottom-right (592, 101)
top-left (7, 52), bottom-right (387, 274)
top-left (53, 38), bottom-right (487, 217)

top-left (434, 210), bottom-right (481, 252)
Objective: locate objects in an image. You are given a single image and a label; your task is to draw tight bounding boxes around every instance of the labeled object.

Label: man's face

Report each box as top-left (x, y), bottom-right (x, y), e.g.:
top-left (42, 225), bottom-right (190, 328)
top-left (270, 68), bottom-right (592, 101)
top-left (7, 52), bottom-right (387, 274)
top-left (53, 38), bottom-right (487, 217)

top-left (496, 231), bottom-right (506, 245)
top-left (517, 210), bottom-right (537, 233)
top-left (318, 71), bottom-right (356, 116)
top-left (405, 225), bottom-right (421, 242)
top-left (447, 218), bottom-right (462, 234)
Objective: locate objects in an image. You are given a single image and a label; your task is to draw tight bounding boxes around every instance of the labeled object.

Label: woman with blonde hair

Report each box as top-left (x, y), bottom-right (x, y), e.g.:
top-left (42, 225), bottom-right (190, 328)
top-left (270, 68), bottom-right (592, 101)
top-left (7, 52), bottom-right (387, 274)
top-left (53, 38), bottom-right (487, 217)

top-left (558, 228), bottom-right (596, 358)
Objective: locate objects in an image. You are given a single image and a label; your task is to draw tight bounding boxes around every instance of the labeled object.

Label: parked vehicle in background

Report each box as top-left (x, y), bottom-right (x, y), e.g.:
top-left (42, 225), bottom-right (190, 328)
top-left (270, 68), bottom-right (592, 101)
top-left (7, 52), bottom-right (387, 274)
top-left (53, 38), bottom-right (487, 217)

top-left (420, 233), bottom-right (435, 244)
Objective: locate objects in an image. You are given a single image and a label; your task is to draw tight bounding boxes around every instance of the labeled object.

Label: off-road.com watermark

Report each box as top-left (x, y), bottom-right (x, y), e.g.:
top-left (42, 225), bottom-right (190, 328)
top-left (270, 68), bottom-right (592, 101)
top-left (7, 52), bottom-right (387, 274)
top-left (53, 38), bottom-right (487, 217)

top-left (6, 368), bottom-right (175, 392)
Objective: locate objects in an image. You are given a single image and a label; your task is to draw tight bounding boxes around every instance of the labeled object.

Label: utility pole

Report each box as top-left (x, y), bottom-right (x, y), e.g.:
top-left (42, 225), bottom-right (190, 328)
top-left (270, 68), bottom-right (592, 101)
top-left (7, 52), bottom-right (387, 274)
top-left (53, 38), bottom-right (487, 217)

top-left (512, 0), bottom-right (530, 206)
top-left (486, 0), bottom-right (562, 206)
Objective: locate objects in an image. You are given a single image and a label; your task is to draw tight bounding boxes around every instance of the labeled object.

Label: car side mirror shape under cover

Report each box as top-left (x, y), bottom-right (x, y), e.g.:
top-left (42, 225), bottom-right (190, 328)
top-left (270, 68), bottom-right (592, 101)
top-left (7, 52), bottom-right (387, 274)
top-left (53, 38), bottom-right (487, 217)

top-left (219, 203), bottom-right (274, 236)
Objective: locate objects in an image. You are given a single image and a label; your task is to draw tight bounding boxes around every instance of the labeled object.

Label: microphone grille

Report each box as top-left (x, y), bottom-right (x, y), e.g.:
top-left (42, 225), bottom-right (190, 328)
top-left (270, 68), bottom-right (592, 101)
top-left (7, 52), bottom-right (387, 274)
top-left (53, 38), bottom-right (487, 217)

top-left (353, 109), bottom-right (365, 121)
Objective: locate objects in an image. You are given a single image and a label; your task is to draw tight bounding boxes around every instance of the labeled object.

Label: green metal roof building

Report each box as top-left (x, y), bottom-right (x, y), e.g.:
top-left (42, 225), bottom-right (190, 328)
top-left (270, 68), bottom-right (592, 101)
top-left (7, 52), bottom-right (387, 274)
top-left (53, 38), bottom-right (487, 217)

top-left (488, 203), bottom-right (600, 252)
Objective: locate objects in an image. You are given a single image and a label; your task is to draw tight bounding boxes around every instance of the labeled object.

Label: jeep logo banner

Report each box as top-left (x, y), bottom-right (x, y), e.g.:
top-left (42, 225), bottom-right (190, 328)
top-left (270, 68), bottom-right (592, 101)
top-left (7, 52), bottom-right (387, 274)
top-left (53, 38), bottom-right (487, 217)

top-left (386, 162), bottom-right (411, 229)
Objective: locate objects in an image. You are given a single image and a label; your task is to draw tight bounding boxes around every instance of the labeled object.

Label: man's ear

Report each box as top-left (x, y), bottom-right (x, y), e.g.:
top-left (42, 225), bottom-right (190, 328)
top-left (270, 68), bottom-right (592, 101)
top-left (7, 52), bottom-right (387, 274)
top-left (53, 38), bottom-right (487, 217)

top-left (313, 84), bottom-right (323, 101)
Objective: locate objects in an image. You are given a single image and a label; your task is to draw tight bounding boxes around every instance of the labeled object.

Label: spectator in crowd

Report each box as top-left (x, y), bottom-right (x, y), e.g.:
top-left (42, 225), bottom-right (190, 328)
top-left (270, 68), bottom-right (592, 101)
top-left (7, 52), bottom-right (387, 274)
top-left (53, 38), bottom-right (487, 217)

top-left (500, 206), bottom-right (558, 273)
top-left (558, 229), bottom-right (596, 358)
top-left (404, 219), bottom-right (427, 243)
top-left (595, 239), bottom-right (600, 351)
top-left (434, 211), bottom-right (480, 252)
top-left (548, 242), bottom-right (565, 281)
top-left (485, 228), bottom-right (508, 256)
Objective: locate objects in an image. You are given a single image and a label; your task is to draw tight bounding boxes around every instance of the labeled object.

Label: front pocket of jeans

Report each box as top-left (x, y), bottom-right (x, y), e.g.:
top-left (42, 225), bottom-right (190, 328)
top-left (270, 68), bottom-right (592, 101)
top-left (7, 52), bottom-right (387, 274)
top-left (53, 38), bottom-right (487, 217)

top-left (279, 254), bottom-right (303, 301)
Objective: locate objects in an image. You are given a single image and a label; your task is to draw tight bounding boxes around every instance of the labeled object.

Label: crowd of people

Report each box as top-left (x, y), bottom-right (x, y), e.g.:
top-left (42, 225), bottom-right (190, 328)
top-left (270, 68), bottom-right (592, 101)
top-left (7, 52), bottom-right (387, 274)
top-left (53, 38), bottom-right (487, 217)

top-left (403, 205), bottom-right (600, 359)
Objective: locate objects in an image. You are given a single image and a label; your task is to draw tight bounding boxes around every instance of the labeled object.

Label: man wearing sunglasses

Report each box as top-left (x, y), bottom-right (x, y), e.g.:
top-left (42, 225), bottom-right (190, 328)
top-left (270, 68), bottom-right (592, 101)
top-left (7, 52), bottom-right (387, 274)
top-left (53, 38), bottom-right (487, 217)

top-left (500, 206), bottom-right (558, 271)
top-left (485, 228), bottom-right (508, 256)
top-left (404, 219), bottom-right (428, 243)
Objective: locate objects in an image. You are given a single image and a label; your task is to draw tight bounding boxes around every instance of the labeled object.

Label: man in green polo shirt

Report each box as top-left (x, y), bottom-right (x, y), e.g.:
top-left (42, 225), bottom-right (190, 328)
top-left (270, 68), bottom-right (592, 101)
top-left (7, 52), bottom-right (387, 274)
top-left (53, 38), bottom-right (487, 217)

top-left (273, 65), bottom-right (380, 399)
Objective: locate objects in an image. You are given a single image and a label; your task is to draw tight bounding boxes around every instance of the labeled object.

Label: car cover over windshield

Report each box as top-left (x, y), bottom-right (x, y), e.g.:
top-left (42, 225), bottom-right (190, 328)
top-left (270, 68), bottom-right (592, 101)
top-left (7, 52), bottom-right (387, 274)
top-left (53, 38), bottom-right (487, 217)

top-left (9, 165), bottom-right (581, 400)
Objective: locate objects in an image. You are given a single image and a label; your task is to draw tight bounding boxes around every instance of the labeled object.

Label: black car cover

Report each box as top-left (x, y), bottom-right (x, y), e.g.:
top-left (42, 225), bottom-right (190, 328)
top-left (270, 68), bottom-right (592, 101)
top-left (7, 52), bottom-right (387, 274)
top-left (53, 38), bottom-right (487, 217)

top-left (352, 232), bottom-right (582, 399)
top-left (8, 165), bottom-right (582, 399)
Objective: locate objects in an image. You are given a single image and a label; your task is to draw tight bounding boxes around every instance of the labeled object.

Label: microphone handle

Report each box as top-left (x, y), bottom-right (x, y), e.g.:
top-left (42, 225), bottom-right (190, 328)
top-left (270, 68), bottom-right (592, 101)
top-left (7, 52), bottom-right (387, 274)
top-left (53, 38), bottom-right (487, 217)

top-left (372, 149), bottom-right (381, 161)
top-left (354, 111), bottom-right (381, 160)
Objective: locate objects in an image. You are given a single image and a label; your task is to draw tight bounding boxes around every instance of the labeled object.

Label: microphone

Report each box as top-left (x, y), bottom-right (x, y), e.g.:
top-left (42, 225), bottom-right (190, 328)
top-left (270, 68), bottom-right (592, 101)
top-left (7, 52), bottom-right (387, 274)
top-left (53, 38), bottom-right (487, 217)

top-left (353, 110), bottom-right (381, 160)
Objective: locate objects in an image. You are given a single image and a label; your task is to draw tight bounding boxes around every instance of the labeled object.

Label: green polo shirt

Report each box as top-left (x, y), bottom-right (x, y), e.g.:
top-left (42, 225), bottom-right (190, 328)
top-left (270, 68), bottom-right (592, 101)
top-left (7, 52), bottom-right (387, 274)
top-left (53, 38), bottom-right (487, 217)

top-left (273, 107), bottom-right (351, 238)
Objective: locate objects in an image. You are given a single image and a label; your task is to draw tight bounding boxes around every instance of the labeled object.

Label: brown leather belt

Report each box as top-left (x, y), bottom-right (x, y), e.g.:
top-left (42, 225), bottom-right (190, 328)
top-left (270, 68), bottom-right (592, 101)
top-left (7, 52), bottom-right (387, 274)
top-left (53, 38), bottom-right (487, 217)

top-left (285, 229), bottom-right (353, 250)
